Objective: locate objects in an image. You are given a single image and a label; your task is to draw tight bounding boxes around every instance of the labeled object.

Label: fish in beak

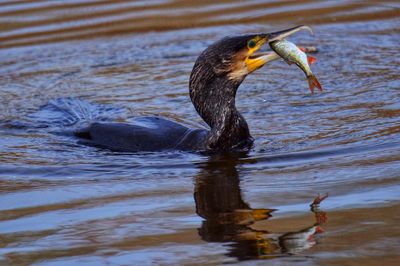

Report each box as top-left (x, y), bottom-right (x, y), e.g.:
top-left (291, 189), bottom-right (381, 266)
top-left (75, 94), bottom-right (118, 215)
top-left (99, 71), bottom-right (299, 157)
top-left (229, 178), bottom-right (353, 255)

top-left (244, 25), bottom-right (314, 73)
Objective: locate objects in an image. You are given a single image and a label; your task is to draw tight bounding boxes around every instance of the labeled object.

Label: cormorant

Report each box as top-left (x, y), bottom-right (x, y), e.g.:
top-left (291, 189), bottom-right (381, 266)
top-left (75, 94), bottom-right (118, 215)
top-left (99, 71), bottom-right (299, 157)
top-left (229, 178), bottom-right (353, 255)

top-left (75, 26), bottom-right (311, 152)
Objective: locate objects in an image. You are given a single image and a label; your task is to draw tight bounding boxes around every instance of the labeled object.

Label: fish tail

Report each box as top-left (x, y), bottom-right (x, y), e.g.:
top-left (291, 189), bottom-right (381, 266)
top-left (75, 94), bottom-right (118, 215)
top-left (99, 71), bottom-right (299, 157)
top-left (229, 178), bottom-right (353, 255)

top-left (307, 75), bottom-right (323, 94)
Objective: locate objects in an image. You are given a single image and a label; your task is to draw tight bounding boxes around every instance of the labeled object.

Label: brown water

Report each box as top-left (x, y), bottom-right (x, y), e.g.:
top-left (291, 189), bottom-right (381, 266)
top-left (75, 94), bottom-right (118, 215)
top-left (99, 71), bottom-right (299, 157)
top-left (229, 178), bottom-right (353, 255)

top-left (1, 1), bottom-right (400, 265)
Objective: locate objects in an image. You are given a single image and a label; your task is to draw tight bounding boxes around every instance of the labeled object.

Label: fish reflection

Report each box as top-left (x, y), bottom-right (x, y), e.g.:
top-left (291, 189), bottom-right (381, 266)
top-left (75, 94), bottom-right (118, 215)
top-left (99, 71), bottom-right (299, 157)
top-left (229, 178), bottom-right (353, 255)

top-left (194, 154), bottom-right (327, 260)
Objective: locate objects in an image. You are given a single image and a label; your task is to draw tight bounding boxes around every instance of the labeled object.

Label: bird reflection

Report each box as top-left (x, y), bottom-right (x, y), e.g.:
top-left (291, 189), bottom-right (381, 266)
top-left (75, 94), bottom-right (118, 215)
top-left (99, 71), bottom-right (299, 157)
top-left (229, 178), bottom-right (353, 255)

top-left (194, 154), bottom-right (327, 260)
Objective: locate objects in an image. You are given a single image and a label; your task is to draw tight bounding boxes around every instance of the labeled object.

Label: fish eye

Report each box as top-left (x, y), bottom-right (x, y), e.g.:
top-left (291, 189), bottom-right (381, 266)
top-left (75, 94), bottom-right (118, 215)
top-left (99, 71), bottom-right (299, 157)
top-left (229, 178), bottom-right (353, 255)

top-left (248, 39), bottom-right (256, 49)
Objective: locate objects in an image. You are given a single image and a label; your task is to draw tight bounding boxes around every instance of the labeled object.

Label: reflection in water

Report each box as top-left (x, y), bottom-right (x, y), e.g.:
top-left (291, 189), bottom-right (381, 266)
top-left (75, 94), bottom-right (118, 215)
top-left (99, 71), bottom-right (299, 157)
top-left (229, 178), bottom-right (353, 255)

top-left (194, 155), bottom-right (326, 260)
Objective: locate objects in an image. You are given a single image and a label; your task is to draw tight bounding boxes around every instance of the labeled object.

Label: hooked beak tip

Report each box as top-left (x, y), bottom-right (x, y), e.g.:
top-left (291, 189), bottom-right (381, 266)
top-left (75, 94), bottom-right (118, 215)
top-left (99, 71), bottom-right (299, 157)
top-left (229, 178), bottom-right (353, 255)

top-left (266, 25), bottom-right (314, 43)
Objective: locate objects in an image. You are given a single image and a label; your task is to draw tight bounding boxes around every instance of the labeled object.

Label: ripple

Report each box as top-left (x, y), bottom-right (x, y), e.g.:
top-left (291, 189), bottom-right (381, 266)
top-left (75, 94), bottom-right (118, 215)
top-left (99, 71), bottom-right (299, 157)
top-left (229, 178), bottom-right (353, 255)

top-left (0, 1), bottom-right (400, 265)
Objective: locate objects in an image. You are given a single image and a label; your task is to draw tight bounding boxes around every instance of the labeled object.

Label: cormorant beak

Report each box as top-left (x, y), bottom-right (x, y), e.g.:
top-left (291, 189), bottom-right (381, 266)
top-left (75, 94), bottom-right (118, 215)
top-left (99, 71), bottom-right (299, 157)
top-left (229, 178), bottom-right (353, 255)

top-left (266, 25), bottom-right (313, 43)
top-left (245, 25), bottom-right (313, 73)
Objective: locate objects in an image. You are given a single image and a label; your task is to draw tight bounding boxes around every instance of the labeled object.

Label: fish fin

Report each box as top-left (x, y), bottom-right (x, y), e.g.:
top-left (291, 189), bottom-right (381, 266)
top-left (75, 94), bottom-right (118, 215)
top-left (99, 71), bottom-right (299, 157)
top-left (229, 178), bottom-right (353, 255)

top-left (307, 55), bottom-right (317, 65)
top-left (307, 75), bottom-right (323, 94)
top-left (284, 59), bottom-right (293, 65)
top-left (298, 46), bottom-right (316, 64)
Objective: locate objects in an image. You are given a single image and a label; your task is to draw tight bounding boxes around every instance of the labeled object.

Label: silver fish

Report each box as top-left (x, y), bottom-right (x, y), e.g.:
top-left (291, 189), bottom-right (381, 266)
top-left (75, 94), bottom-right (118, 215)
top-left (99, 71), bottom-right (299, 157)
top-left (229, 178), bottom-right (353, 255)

top-left (270, 39), bottom-right (322, 93)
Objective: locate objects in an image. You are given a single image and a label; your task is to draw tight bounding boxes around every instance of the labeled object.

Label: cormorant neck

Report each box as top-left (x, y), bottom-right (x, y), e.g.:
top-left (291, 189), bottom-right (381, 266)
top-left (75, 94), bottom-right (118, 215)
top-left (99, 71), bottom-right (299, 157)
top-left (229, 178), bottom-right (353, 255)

top-left (189, 62), bottom-right (252, 151)
top-left (191, 75), bottom-right (237, 127)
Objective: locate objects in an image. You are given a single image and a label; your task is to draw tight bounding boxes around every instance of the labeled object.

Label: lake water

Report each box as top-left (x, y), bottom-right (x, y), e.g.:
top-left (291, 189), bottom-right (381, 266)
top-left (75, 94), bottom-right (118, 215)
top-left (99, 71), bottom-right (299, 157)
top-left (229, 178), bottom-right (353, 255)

top-left (0, 1), bottom-right (399, 265)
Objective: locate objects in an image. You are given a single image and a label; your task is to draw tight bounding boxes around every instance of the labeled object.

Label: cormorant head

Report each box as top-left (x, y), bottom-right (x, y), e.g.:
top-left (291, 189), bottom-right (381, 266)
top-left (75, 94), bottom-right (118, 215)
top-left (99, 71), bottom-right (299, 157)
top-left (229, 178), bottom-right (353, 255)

top-left (189, 25), bottom-right (313, 134)
top-left (194, 25), bottom-right (312, 83)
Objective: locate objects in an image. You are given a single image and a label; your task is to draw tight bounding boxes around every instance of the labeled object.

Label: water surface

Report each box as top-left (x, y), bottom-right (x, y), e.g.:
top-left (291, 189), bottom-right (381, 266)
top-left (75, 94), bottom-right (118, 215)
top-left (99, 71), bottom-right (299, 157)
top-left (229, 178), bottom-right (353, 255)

top-left (1, 1), bottom-right (400, 265)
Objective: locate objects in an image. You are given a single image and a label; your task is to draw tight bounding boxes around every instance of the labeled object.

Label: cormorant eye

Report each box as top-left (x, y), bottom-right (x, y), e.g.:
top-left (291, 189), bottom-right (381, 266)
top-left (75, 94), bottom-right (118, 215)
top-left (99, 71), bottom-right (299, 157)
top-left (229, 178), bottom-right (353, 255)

top-left (248, 39), bottom-right (256, 49)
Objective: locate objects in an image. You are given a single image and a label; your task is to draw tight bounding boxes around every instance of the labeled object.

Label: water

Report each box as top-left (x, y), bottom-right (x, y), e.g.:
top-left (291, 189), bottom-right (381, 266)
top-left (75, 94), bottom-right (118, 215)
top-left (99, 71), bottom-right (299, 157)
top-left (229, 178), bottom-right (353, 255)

top-left (1, 1), bottom-right (400, 265)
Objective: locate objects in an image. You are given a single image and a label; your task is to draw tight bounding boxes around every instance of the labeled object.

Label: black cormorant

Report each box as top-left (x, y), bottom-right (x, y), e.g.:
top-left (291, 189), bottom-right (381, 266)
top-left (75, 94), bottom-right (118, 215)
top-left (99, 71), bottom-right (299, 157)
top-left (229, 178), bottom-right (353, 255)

top-left (75, 26), bottom-right (311, 152)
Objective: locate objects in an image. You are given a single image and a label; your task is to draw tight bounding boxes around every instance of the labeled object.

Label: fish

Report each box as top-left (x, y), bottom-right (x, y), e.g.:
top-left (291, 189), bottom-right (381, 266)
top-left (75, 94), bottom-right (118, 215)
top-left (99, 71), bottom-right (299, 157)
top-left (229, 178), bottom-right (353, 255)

top-left (270, 39), bottom-right (322, 93)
